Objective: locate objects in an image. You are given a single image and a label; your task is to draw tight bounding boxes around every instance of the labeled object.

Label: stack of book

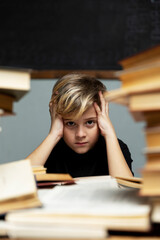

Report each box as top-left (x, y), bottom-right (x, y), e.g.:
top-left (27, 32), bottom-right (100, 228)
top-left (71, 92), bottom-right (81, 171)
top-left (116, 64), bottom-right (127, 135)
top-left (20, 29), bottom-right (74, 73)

top-left (3, 177), bottom-right (151, 238)
top-left (0, 161), bottom-right (151, 238)
top-left (31, 165), bottom-right (75, 188)
top-left (105, 44), bottom-right (160, 221)
top-left (0, 68), bottom-right (31, 116)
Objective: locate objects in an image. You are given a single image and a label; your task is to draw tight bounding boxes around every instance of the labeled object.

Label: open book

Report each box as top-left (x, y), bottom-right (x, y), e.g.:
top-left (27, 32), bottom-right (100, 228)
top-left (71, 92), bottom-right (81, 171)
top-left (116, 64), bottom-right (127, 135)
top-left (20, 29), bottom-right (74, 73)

top-left (0, 159), bottom-right (41, 215)
top-left (115, 176), bottom-right (143, 189)
top-left (5, 176), bottom-right (151, 239)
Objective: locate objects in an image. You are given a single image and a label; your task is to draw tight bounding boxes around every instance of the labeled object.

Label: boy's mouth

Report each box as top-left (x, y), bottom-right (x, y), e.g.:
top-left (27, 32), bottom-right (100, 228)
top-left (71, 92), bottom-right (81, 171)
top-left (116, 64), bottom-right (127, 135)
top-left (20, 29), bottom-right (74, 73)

top-left (75, 142), bottom-right (88, 146)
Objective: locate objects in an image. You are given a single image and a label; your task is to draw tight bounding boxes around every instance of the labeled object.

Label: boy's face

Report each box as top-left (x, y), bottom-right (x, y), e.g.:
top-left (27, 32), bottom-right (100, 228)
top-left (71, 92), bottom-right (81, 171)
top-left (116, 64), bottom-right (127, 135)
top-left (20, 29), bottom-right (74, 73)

top-left (63, 106), bottom-right (100, 154)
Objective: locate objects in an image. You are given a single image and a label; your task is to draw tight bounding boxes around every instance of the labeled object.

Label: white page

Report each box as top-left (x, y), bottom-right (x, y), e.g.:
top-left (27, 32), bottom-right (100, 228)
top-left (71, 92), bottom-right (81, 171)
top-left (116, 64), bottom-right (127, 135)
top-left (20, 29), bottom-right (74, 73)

top-left (6, 178), bottom-right (151, 233)
top-left (37, 181), bottom-right (150, 217)
top-left (38, 176), bottom-right (118, 200)
top-left (7, 223), bottom-right (107, 239)
top-left (0, 220), bottom-right (8, 236)
top-left (74, 175), bottom-right (119, 185)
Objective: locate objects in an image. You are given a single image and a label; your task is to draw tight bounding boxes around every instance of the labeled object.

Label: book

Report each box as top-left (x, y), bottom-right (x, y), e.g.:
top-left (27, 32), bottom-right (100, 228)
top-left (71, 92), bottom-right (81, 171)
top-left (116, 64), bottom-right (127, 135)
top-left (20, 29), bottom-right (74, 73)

top-left (105, 91), bottom-right (160, 125)
top-left (104, 91), bottom-right (160, 127)
top-left (116, 45), bottom-right (160, 95)
top-left (104, 61), bottom-right (160, 102)
top-left (118, 44), bottom-right (160, 69)
top-left (103, 45), bottom-right (160, 103)
top-left (128, 92), bottom-right (160, 126)
top-left (74, 175), bottom-right (118, 186)
top-left (1, 219), bottom-right (108, 239)
top-left (103, 45), bottom-right (160, 206)
top-left (35, 173), bottom-right (75, 188)
top-left (145, 152), bottom-right (160, 169)
top-left (0, 159), bottom-right (41, 215)
top-left (144, 126), bottom-right (160, 148)
top-left (37, 180), bottom-right (75, 188)
top-left (130, 110), bottom-right (160, 127)
top-left (143, 146), bottom-right (160, 154)
top-left (140, 145), bottom-right (160, 196)
top-left (5, 179), bottom-right (151, 236)
top-left (143, 146), bottom-right (160, 170)
top-left (32, 165), bottom-right (47, 175)
top-left (115, 176), bottom-right (143, 189)
top-left (0, 67), bottom-right (31, 101)
top-left (0, 93), bottom-right (15, 116)
top-left (143, 147), bottom-right (160, 169)
top-left (140, 168), bottom-right (160, 196)
top-left (151, 198), bottom-right (160, 223)
top-left (129, 92), bottom-right (160, 112)
top-left (104, 89), bottom-right (160, 112)
top-left (0, 220), bottom-right (8, 236)
top-left (35, 173), bottom-right (73, 182)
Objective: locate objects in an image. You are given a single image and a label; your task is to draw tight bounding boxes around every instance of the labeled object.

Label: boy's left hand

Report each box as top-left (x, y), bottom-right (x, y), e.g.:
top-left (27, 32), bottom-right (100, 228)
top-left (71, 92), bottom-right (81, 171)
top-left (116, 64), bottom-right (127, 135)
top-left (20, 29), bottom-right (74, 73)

top-left (94, 91), bottom-right (115, 138)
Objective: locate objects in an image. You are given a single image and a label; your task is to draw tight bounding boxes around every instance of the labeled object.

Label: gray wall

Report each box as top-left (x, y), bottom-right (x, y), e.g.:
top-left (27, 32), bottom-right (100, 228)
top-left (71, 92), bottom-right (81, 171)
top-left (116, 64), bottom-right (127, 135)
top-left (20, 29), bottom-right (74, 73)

top-left (0, 79), bottom-right (146, 177)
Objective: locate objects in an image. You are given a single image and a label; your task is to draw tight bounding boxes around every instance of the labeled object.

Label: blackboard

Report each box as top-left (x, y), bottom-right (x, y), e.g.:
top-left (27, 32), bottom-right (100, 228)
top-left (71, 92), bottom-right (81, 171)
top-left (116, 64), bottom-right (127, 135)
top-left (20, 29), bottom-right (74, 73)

top-left (0, 0), bottom-right (160, 71)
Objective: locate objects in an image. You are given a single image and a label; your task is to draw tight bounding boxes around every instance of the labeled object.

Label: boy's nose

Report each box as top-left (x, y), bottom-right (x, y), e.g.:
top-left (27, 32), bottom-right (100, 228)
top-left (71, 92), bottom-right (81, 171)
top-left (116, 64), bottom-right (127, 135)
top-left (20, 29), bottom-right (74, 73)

top-left (75, 126), bottom-right (86, 138)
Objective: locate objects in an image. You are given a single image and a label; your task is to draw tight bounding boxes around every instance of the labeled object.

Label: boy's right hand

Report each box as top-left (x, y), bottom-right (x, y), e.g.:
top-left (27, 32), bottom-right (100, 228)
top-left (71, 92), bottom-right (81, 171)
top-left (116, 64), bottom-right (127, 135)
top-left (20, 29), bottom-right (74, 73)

top-left (49, 102), bottom-right (63, 139)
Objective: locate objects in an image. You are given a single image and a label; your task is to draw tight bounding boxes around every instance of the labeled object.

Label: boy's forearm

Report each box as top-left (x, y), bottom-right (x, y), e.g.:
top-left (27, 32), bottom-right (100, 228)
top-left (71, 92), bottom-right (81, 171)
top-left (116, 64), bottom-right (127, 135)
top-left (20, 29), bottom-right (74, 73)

top-left (104, 133), bottom-right (133, 178)
top-left (26, 133), bottom-right (61, 166)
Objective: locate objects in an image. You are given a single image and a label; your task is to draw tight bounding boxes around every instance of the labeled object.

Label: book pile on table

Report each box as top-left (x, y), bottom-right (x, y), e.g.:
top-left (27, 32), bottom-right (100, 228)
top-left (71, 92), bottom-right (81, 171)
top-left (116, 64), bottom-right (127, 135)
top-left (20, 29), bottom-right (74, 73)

top-left (3, 176), bottom-right (151, 239)
top-left (105, 44), bottom-right (160, 224)
top-left (0, 159), bottom-right (151, 238)
top-left (32, 165), bottom-right (75, 188)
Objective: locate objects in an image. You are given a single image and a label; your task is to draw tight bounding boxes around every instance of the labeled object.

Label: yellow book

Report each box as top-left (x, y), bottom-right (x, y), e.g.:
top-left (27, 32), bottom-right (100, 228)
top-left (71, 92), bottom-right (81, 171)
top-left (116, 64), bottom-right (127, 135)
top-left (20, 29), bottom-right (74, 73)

top-left (143, 147), bottom-right (160, 170)
top-left (145, 152), bottom-right (160, 169)
top-left (140, 167), bottom-right (160, 196)
top-left (35, 173), bottom-right (73, 182)
top-left (130, 110), bottom-right (160, 127)
top-left (118, 44), bottom-right (160, 69)
top-left (144, 125), bottom-right (160, 148)
top-left (32, 165), bottom-right (47, 175)
top-left (104, 45), bottom-right (160, 105)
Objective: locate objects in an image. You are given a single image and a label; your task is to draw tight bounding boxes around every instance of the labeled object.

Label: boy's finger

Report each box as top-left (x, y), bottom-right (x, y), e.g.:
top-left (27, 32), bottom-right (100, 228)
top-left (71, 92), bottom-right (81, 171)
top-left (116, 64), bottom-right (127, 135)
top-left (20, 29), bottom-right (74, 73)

top-left (105, 102), bottom-right (109, 115)
top-left (94, 102), bottom-right (101, 114)
top-left (99, 91), bottom-right (106, 113)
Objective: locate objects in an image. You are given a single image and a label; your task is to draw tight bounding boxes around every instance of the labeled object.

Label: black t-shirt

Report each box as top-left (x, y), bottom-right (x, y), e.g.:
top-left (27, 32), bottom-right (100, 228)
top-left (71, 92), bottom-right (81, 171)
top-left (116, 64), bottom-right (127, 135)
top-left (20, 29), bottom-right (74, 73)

top-left (45, 135), bottom-right (133, 178)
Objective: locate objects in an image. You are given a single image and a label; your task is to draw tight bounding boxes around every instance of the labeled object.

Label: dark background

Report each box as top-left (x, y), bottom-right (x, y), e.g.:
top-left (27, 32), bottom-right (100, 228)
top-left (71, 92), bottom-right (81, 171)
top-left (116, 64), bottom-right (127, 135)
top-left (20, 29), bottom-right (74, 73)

top-left (0, 0), bottom-right (160, 70)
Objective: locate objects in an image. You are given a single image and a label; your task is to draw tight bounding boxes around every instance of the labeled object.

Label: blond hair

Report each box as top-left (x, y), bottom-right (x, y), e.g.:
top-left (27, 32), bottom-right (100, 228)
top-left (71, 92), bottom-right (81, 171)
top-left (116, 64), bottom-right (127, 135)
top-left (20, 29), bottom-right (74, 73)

top-left (50, 73), bottom-right (107, 119)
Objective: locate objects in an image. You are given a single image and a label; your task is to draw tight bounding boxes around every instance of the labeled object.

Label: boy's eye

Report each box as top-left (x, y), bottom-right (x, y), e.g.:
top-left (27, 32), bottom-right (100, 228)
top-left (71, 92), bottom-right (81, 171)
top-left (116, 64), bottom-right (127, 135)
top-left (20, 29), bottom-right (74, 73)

top-left (86, 120), bottom-right (95, 126)
top-left (65, 121), bottom-right (76, 127)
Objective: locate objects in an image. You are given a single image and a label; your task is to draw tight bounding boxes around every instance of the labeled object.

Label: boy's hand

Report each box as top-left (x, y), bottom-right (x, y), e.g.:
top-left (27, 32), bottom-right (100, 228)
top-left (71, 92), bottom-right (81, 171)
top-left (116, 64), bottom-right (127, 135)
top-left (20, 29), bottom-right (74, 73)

top-left (49, 102), bottom-right (63, 139)
top-left (94, 91), bottom-right (115, 138)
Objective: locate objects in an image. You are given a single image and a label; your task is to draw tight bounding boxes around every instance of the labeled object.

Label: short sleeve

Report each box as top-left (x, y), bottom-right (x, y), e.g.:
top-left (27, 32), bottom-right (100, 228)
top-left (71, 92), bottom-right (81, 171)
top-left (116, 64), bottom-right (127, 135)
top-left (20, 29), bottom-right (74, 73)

top-left (118, 139), bottom-right (134, 176)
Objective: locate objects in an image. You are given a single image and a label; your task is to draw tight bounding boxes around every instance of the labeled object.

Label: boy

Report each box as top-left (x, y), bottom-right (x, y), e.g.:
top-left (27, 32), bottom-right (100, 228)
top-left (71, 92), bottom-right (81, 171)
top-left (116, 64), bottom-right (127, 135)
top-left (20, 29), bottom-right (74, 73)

top-left (27, 73), bottom-right (133, 177)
